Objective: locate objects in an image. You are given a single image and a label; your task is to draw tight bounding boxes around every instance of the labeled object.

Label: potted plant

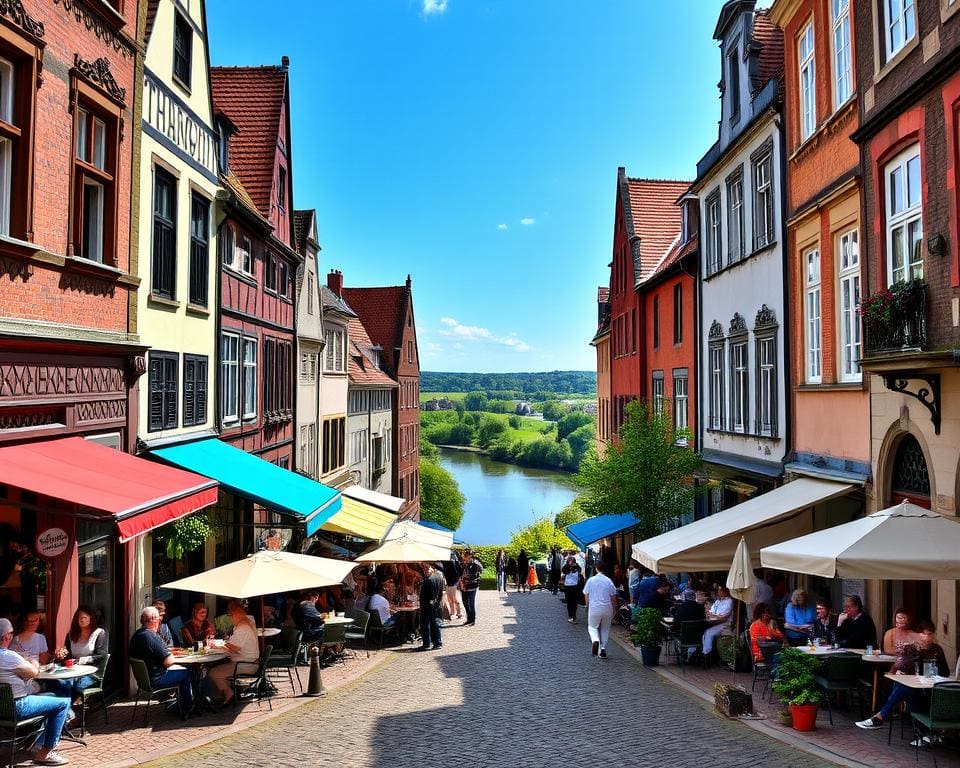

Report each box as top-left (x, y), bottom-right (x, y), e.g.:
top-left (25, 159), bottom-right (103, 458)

top-left (631, 607), bottom-right (666, 667)
top-left (770, 647), bottom-right (823, 731)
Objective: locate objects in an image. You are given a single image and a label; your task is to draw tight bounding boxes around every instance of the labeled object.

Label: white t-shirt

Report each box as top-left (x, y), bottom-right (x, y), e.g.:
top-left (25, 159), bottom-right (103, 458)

top-left (709, 597), bottom-right (734, 620)
top-left (582, 574), bottom-right (617, 612)
top-left (368, 594), bottom-right (392, 624)
top-left (11, 633), bottom-right (47, 663)
top-left (227, 619), bottom-right (259, 663)
top-left (0, 647), bottom-right (37, 698)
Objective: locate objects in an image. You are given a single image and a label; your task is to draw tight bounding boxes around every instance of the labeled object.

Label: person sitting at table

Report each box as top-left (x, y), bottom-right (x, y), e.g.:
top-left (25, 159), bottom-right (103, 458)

top-left (368, 582), bottom-right (396, 629)
top-left (151, 601), bottom-right (174, 647)
top-left (835, 595), bottom-right (877, 649)
top-left (12, 610), bottom-right (52, 665)
top-left (0, 617), bottom-right (71, 765)
top-left (882, 606), bottom-right (918, 655)
top-left (181, 602), bottom-right (216, 647)
top-left (293, 590), bottom-right (325, 645)
top-left (811, 600), bottom-right (838, 646)
top-left (673, 589), bottom-right (706, 624)
top-left (856, 621), bottom-right (949, 730)
top-left (702, 586), bottom-right (735, 659)
top-left (51, 607), bottom-right (107, 703)
top-left (783, 589), bottom-right (816, 645)
top-left (205, 600), bottom-right (259, 706)
top-left (749, 602), bottom-right (785, 662)
top-left (130, 606), bottom-right (192, 720)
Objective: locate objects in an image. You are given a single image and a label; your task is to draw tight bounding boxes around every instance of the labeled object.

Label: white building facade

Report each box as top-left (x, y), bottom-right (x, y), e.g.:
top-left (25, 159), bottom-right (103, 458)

top-left (294, 210), bottom-right (322, 479)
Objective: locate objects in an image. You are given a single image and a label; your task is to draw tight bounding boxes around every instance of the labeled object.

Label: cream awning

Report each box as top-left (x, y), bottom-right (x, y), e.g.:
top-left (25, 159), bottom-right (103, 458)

top-left (342, 485), bottom-right (405, 514)
top-left (319, 496), bottom-right (397, 541)
top-left (631, 477), bottom-right (855, 573)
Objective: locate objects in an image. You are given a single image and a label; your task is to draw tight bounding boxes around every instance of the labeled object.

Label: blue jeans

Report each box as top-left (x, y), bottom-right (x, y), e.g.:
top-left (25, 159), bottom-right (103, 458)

top-left (154, 668), bottom-right (193, 715)
top-left (46, 674), bottom-right (96, 700)
top-left (15, 693), bottom-right (68, 750)
top-left (420, 604), bottom-right (442, 648)
top-left (496, 571), bottom-right (507, 591)
top-left (880, 682), bottom-right (919, 720)
top-left (462, 590), bottom-right (477, 624)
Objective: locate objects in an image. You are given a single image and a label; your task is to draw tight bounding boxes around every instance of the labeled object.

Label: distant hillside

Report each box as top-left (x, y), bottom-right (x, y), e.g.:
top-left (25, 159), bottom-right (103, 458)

top-left (421, 371), bottom-right (596, 396)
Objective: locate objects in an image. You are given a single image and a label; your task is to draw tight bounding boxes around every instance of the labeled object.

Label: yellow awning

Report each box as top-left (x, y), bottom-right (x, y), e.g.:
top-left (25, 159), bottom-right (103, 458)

top-left (319, 496), bottom-right (396, 541)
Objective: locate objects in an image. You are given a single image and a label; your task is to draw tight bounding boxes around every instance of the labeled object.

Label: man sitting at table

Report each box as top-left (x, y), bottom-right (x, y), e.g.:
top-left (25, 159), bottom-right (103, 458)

top-left (368, 582), bottom-right (396, 629)
top-left (856, 621), bottom-right (949, 731)
top-left (702, 585), bottom-right (735, 659)
top-left (130, 606), bottom-right (193, 720)
top-left (0, 617), bottom-right (70, 766)
top-left (293, 591), bottom-right (325, 646)
top-left (835, 595), bottom-right (877, 650)
top-left (811, 600), bottom-right (838, 645)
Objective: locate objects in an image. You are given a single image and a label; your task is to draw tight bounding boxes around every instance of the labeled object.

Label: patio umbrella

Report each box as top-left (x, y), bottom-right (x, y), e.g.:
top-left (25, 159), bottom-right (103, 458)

top-left (760, 501), bottom-right (960, 579)
top-left (383, 520), bottom-right (454, 549)
top-left (725, 536), bottom-right (755, 677)
top-left (354, 535), bottom-right (451, 563)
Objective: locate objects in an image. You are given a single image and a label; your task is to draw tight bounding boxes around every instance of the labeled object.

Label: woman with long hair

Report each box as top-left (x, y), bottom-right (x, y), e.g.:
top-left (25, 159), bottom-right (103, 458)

top-left (51, 606), bottom-right (108, 701)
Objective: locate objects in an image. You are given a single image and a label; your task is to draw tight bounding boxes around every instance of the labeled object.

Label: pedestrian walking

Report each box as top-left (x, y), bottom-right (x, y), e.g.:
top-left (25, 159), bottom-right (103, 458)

top-left (440, 552), bottom-right (464, 621)
top-left (460, 550), bottom-right (483, 625)
top-left (583, 561), bottom-right (618, 659)
top-left (561, 555), bottom-right (583, 623)
top-left (505, 555), bottom-right (517, 592)
top-left (418, 564), bottom-right (445, 650)
top-left (495, 548), bottom-right (507, 592)
top-left (548, 546), bottom-right (562, 595)
top-left (516, 548), bottom-right (529, 593)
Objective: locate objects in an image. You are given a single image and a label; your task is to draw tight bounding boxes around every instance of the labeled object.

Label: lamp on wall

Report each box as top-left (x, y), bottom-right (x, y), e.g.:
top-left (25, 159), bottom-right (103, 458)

top-left (928, 233), bottom-right (947, 258)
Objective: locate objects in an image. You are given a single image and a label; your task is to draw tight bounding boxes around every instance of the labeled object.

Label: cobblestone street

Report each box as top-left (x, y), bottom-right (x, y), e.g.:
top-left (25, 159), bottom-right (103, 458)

top-left (148, 591), bottom-right (836, 768)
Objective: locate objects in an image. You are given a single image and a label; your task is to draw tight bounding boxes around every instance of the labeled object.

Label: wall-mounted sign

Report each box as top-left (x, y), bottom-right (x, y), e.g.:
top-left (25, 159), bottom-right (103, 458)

top-left (36, 528), bottom-right (69, 558)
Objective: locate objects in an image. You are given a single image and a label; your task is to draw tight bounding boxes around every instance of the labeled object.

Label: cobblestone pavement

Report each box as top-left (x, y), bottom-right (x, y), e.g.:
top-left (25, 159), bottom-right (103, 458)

top-left (147, 590), bottom-right (837, 768)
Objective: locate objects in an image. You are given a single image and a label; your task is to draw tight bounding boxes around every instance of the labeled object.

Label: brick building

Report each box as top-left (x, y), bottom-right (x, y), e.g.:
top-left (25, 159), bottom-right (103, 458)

top-left (591, 287), bottom-right (611, 455)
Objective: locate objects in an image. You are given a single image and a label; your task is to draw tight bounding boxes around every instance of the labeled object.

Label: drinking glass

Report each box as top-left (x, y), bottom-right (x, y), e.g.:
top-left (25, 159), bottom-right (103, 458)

top-left (865, 645), bottom-right (873, 655)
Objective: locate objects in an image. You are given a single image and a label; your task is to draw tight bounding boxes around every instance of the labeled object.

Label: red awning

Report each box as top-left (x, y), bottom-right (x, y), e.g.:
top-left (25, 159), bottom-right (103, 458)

top-left (0, 437), bottom-right (218, 542)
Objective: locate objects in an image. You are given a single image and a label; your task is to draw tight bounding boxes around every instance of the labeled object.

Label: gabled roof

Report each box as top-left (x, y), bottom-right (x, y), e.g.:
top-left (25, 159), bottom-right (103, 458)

top-left (348, 318), bottom-right (398, 388)
top-left (752, 10), bottom-right (784, 93)
top-left (145, 0), bottom-right (160, 45)
top-left (619, 172), bottom-right (690, 283)
top-left (210, 65), bottom-right (287, 217)
top-left (320, 285), bottom-right (357, 319)
top-left (293, 210), bottom-right (314, 256)
top-left (341, 283), bottom-right (411, 373)
top-left (646, 230), bottom-right (699, 286)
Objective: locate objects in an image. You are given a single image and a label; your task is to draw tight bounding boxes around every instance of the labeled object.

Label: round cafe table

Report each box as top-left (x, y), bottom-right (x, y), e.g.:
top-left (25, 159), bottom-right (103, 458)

top-left (170, 651), bottom-right (229, 714)
top-left (35, 664), bottom-right (99, 745)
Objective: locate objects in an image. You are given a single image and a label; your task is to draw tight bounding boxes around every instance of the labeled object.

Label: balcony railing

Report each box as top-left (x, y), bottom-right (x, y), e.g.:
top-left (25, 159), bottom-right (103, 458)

top-left (862, 280), bottom-right (927, 355)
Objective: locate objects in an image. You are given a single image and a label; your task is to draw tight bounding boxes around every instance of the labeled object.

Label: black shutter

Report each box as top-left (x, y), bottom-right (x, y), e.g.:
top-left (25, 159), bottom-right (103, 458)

top-left (163, 356), bottom-right (178, 429)
top-left (196, 357), bottom-right (207, 424)
top-left (183, 356), bottom-right (195, 427)
top-left (148, 356), bottom-right (163, 432)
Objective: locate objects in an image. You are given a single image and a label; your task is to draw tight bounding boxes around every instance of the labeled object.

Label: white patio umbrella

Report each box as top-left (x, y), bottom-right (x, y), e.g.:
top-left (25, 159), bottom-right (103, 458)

top-left (725, 537), bottom-right (755, 674)
top-left (760, 501), bottom-right (960, 579)
top-left (354, 535), bottom-right (451, 563)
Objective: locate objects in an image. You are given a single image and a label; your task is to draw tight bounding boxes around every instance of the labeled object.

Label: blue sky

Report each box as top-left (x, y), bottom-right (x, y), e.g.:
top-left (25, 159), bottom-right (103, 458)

top-left (206, 1), bottom-right (736, 373)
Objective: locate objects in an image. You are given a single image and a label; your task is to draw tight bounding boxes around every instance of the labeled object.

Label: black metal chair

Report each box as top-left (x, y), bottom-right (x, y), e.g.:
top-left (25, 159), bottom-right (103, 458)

top-left (674, 620), bottom-right (707, 671)
top-left (0, 683), bottom-right (44, 768)
top-left (344, 610), bottom-right (371, 658)
top-left (367, 611), bottom-right (398, 649)
top-left (78, 653), bottom-right (110, 736)
top-left (320, 623), bottom-right (346, 665)
top-left (814, 652), bottom-right (866, 724)
top-left (129, 658), bottom-right (181, 725)
top-left (910, 681), bottom-right (960, 767)
top-left (266, 628), bottom-right (303, 694)
top-left (228, 645), bottom-right (274, 711)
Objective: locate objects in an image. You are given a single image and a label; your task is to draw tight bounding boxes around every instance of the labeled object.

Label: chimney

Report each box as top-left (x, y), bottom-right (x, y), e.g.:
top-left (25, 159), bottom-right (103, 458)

top-left (327, 269), bottom-right (343, 296)
top-left (405, 274), bottom-right (412, 289)
top-left (281, 55), bottom-right (290, 70)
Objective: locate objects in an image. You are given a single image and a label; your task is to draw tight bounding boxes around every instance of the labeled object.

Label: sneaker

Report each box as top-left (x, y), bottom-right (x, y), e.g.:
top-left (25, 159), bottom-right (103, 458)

top-left (910, 735), bottom-right (942, 747)
top-left (591, 640), bottom-right (599, 656)
top-left (567, 618), bottom-right (574, 623)
top-left (855, 717), bottom-right (883, 730)
top-left (599, 648), bottom-right (608, 659)
top-left (34, 751), bottom-right (69, 766)
top-left (66, 708), bottom-right (76, 723)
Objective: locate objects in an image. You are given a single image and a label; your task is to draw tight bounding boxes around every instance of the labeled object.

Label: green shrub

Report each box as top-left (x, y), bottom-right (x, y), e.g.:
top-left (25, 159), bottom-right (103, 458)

top-left (446, 422), bottom-right (476, 445)
top-left (631, 608), bottom-right (666, 648)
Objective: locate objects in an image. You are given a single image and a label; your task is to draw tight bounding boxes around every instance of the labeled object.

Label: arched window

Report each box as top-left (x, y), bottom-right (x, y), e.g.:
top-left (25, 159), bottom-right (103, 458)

top-left (890, 434), bottom-right (930, 502)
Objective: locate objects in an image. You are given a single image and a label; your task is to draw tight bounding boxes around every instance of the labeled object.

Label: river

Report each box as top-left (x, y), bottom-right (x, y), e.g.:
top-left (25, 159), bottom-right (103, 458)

top-left (437, 447), bottom-right (579, 545)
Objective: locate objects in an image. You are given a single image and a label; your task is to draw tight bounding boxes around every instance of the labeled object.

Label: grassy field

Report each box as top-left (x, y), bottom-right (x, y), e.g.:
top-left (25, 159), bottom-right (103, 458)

top-left (420, 410), bottom-right (552, 445)
top-left (419, 391), bottom-right (466, 403)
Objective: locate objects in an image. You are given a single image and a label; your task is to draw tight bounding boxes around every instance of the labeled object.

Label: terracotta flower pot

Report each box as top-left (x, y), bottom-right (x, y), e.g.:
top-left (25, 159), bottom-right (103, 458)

top-left (789, 703), bottom-right (818, 731)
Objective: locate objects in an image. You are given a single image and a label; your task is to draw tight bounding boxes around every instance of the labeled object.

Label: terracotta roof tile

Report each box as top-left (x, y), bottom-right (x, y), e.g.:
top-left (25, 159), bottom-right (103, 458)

top-left (222, 172), bottom-right (270, 226)
top-left (293, 210), bottom-right (312, 256)
top-left (648, 231), bottom-right (699, 284)
top-left (210, 66), bottom-right (287, 216)
top-left (144, 0), bottom-right (160, 46)
top-left (341, 286), bottom-right (409, 373)
top-left (753, 10), bottom-right (784, 93)
top-left (348, 318), bottom-right (398, 388)
top-left (625, 178), bottom-right (691, 280)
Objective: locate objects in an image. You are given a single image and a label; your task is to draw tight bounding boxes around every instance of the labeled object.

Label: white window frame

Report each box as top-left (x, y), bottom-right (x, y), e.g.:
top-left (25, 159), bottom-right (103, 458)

top-left (82, 178), bottom-right (105, 264)
top-left (838, 228), bottom-right (862, 382)
top-left (753, 150), bottom-right (775, 249)
top-left (757, 336), bottom-right (776, 437)
top-left (804, 247), bottom-right (822, 383)
top-left (885, 144), bottom-right (923, 285)
top-left (673, 374), bottom-right (688, 443)
top-left (832, 0), bottom-right (853, 108)
top-left (235, 234), bottom-right (253, 276)
top-left (242, 337), bottom-right (257, 420)
top-left (799, 22), bottom-right (816, 140)
top-left (885, 0), bottom-right (916, 62)
top-left (652, 373), bottom-right (664, 416)
top-left (709, 344), bottom-right (724, 430)
top-left (220, 332), bottom-right (240, 424)
top-left (731, 340), bottom-right (749, 434)
top-left (0, 58), bottom-right (12, 238)
top-left (706, 192), bottom-right (722, 274)
top-left (727, 172), bottom-right (743, 264)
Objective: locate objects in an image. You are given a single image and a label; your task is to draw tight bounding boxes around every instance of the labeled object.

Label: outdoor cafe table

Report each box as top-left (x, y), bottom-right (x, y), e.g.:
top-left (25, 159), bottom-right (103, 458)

top-left (36, 664), bottom-right (98, 745)
top-left (171, 651), bottom-right (229, 714)
top-left (322, 616), bottom-right (353, 626)
top-left (798, 646), bottom-right (896, 710)
top-left (393, 605), bottom-right (420, 644)
top-left (884, 673), bottom-right (957, 689)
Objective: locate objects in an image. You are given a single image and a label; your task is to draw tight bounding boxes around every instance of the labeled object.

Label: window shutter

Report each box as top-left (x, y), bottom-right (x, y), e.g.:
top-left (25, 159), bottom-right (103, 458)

top-left (196, 358), bottom-right (207, 423)
top-left (183, 356), bottom-right (195, 426)
top-left (149, 356), bottom-right (163, 431)
top-left (163, 356), bottom-right (178, 429)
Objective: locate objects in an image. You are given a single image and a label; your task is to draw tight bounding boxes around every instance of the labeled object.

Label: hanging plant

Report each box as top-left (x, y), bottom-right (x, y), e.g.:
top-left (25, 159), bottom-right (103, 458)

top-left (156, 513), bottom-right (216, 560)
top-left (11, 542), bottom-right (48, 593)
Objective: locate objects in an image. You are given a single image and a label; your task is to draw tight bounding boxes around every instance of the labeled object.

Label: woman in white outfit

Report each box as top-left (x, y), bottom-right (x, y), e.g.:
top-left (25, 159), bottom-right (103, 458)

top-left (206, 600), bottom-right (259, 705)
top-left (582, 561), bottom-right (618, 659)
top-left (702, 585), bottom-right (735, 657)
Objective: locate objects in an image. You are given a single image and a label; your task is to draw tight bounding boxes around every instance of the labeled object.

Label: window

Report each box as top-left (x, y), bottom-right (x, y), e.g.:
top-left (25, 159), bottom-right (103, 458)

top-left (652, 296), bottom-right (660, 349)
top-left (838, 229), bottom-right (862, 381)
top-left (300, 352), bottom-right (317, 383)
top-left (407, 340), bottom-right (413, 363)
top-left (726, 169), bottom-right (744, 264)
top-left (885, 0), bottom-right (916, 61)
top-left (279, 259), bottom-right (290, 299)
top-left (323, 327), bottom-right (345, 372)
top-left (277, 166), bottom-right (286, 210)
top-left (706, 191), bottom-right (722, 274)
top-left (709, 343), bottom-right (724, 430)
top-left (673, 372), bottom-right (688, 441)
top-left (221, 223), bottom-right (235, 269)
top-left (220, 333), bottom-right (239, 424)
top-left (322, 417), bottom-right (346, 475)
top-left (265, 251), bottom-right (277, 292)
top-left (756, 335), bottom-right (777, 437)
top-left (885, 145), bottom-right (922, 284)
top-left (151, 167), bottom-right (176, 299)
top-left (728, 46), bottom-right (740, 123)
top-left (189, 193), bottom-right (209, 307)
top-left (242, 338), bottom-right (257, 420)
top-left (673, 283), bottom-right (683, 345)
top-left (182, 354), bottom-right (208, 427)
top-left (730, 340), bottom-right (749, 433)
top-left (0, 58), bottom-right (13, 237)
top-left (804, 248), bottom-right (822, 382)
top-left (350, 429), bottom-right (369, 465)
top-left (148, 352), bottom-right (178, 432)
top-left (300, 424), bottom-right (317, 477)
top-left (799, 22), bottom-right (816, 140)
top-left (832, 0), bottom-right (853, 107)
top-left (752, 147), bottom-right (775, 250)
top-left (652, 372), bottom-right (664, 416)
top-left (74, 106), bottom-right (114, 264)
top-left (173, 11), bottom-right (193, 88)
top-left (307, 272), bottom-right (314, 314)
top-left (235, 234), bottom-right (252, 275)
top-left (263, 338), bottom-right (293, 415)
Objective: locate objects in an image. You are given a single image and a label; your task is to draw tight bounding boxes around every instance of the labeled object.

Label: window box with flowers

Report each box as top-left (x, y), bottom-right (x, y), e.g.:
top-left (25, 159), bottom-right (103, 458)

top-left (859, 279), bottom-right (926, 355)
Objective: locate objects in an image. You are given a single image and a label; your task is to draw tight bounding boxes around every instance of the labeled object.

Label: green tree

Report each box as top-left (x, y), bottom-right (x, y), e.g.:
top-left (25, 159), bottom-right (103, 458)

top-left (477, 415), bottom-right (506, 447)
top-left (554, 498), bottom-right (588, 530)
top-left (576, 399), bottom-right (700, 540)
top-left (447, 422), bottom-right (476, 445)
top-left (517, 437), bottom-right (572, 470)
top-left (463, 391), bottom-right (489, 411)
top-left (455, 401), bottom-right (465, 421)
top-left (541, 400), bottom-right (568, 422)
top-left (509, 515), bottom-right (574, 559)
top-left (566, 423), bottom-right (596, 468)
top-left (508, 415), bottom-right (522, 429)
top-left (419, 434), bottom-right (439, 462)
top-left (419, 460), bottom-right (466, 531)
top-left (557, 411), bottom-right (593, 439)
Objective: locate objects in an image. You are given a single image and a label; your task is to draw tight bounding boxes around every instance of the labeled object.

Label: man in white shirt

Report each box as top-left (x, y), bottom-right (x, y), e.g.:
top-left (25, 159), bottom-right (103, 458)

top-left (702, 585), bottom-right (735, 657)
top-left (368, 582), bottom-right (396, 628)
top-left (582, 561), bottom-right (618, 659)
top-left (0, 617), bottom-right (70, 765)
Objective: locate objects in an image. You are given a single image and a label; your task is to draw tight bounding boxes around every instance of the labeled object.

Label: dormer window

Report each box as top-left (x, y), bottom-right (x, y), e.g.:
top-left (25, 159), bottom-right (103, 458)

top-left (218, 122), bottom-right (229, 173)
top-left (727, 46), bottom-right (740, 123)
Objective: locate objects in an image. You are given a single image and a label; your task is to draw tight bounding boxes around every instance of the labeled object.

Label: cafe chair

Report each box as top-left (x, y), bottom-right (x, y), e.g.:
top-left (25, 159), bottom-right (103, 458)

top-left (228, 645), bottom-right (274, 711)
top-left (266, 628), bottom-right (303, 695)
top-left (167, 616), bottom-right (185, 647)
top-left (344, 609), bottom-right (371, 658)
top-left (129, 658), bottom-right (181, 725)
top-left (367, 612), bottom-right (398, 650)
top-left (320, 623), bottom-right (347, 665)
top-left (752, 639), bottom-right (781, 699)
top-left (78, 653), bottom-right (110, 736)
top-left (815, 652), bottom-right (866, 725)
top-left (0, 683), bottom-right (45, 767)
top-left (910, 681), bottom-right (960, 768)
top-left (674, 620), bottom-right (707, 671)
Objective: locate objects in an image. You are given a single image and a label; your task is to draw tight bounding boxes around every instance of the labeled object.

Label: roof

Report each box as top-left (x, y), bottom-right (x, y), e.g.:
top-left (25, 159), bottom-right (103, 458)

top-left (210, 66), bottom-right (287, 216)
top-left (753, 10), bottom-right (784, 94)
top-left (320, 285), bottom-right (357, 319)
top-left (144, 0), bottom-right (160, 45)
top-left (597, 287), bottom-right (609, 304)
top-left (341, 285), bottom-right (411, 371)
top-left (566, 513), bottom-right (639, 551)
top-left (221, 172), bottom-right (270, 228)
top-left (348, 317), bottom-right (397, 388)
top-left (293, 210), bottom-right (313, 256)
top-left (623, 177), bottom-right (690, 281)
top-left (646, 228), bottom-right (699, 286)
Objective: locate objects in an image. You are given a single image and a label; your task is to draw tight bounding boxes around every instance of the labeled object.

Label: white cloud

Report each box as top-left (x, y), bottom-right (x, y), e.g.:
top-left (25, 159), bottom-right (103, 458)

top-left (497, 223), bottom-right (508, 230)
top-left (439, 317), bottom-right (531, 353)
top-left (520, 217), bottom-right (535, 226)
top-left (422, 0), bottom-right (448, 14)
top-left (424, 342), bottom-right (444, 356)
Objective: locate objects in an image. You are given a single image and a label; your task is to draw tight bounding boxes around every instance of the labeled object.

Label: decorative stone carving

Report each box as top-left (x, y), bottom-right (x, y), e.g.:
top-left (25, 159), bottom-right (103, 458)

top-left (755, 304), bottom-right (778, 328)
top-left (709, 320), bottom-right (725, 340)
top-left (59, 270), bottom-right (115, 297)
top-left (73, 54), bottom-right (126, 104)
top-left (728, 312), bottom-right (747, 335)
top-left (74, 398), bottom-right (125, 423)
top-left (0, 411), bottom-right (58, 430)
top-left (129, 355), bottom-right (146, 380)
top-left (0, 363), bottom-right (124, 399)
top-left (53, 0), bottom-right (132, 58)
top-left (0, 0), bottom-right (44, 38)
top-left (0, 255), bottom-right (32, 282)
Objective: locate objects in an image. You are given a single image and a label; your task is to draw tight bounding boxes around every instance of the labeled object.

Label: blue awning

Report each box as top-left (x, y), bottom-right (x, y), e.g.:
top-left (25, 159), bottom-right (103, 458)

top-left (152, 438), bottom-right (341, 536)
top-left (417, 520), bottom-right (454, 533)
top-left (565, 513), bottom-right (639, 551)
